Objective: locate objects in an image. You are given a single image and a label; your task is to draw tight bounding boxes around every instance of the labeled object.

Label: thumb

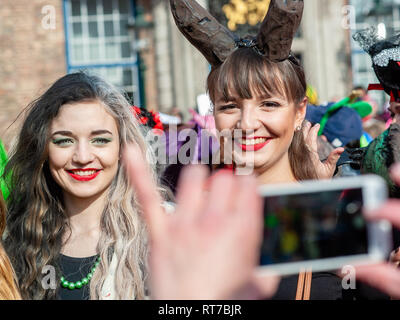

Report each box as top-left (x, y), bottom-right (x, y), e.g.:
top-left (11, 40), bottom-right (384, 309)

top-left (325, 148), bottom-right (345, 168)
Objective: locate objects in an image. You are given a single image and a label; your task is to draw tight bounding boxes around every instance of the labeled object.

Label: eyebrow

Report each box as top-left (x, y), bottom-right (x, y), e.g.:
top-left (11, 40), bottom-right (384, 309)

top-left (216, 94), bottom-right (276, 104)
top-left (51, 130), bottom-right (113, 136)
top-left (217, 96), bottom-right (237, 103)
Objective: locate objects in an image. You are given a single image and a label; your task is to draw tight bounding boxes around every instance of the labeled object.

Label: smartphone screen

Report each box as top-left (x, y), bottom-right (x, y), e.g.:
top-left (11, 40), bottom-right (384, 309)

top-left (260, 187), bottom-right (368, 266)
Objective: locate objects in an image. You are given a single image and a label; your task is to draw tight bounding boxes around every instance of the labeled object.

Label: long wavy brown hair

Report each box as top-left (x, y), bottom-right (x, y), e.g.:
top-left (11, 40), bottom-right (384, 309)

top-left (4, 72), bottom-right (162, 299)
top-left (207, 47), bottom-right (318, 181)
top-left (0, 191), bottom-right (21, 300)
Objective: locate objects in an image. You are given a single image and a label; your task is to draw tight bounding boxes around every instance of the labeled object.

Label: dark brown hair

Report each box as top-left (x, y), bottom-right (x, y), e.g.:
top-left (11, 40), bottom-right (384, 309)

top-left (207, 47), bottom-right (318, 181)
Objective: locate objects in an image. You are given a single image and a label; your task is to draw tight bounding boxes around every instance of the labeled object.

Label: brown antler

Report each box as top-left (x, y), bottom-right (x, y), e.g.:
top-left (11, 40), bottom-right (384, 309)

top-left (256, 0), bottom-right (304, 61)
top-left (169, 0), bottom-right (238, 68)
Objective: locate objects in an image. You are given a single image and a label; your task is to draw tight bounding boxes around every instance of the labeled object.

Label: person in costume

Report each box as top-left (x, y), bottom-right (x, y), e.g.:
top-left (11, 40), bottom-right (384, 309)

top-left (351, 28), bottom-right (400, 199)
top-left (169, 0), bottom-right (391, 299)
top-left (352, 27), bottom-right (400, 271)
top-left (169, 0), bottom-right (345, 182)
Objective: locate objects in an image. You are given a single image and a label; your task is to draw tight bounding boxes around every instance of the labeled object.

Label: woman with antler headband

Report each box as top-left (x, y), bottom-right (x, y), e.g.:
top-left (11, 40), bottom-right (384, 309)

top-left (168, 0), bottom-right (393, 300)
top-left (170, 0), bottom-right (344, 183)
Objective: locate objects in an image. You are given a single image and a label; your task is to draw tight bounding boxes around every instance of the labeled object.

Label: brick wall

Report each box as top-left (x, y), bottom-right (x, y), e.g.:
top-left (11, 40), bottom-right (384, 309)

top-left (0, 0), bottom-right (66, 149)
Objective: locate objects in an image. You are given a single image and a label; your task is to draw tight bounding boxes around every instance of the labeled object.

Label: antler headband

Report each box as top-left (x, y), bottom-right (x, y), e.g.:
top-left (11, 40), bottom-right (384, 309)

top-left (169, 0), bottom-right (304, 68)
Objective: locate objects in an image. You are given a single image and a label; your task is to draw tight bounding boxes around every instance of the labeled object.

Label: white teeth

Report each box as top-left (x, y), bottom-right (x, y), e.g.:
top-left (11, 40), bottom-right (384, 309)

top-left (238, 138), bottom-right (267, 146)
top-left (72, 170), bottom-right (97, 176)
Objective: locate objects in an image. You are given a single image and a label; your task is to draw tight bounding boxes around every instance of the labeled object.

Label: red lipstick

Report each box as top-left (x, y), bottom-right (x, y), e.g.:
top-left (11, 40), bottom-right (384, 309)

top-left (67, 168), bottom-right (101, 182)
top-left (235, 137), bottom-right (271, 152)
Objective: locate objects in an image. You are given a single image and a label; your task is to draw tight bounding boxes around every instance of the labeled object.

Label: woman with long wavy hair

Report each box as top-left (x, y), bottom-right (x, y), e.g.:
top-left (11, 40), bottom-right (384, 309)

top-left (0, 190), bottom-right (21, 300)
top-left (3, 72), bottom-right (162, 300)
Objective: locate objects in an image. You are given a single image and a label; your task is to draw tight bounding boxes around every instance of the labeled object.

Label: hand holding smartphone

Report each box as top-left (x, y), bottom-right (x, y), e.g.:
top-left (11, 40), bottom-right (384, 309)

top-left (257, 175), bottom-right (392, 276)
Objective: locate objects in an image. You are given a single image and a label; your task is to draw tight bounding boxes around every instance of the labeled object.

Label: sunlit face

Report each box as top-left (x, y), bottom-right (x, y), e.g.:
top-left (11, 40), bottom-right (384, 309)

top-left (213, 92), bottom-right (306, 175)
top-left (48, 101), bottom-right (120, 201)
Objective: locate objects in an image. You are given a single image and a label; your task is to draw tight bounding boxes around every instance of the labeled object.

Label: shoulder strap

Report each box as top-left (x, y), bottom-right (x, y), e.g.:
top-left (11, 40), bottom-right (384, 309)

top-left (303, 269), bottom-right (312, 300)
top-left (295, 268), bottom-right (312, 300)
top-left (295, 271), bottom-right (305, 300)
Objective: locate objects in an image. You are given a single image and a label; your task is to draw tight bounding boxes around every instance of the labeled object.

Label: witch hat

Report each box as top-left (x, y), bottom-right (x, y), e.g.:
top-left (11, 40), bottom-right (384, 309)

top-left (353, 27), bottom-right (400, 102)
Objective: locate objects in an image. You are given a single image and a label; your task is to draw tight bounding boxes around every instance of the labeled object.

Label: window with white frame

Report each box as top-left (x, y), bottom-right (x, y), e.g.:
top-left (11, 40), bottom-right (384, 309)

top-left (64, 0), bottom-right (141, 105)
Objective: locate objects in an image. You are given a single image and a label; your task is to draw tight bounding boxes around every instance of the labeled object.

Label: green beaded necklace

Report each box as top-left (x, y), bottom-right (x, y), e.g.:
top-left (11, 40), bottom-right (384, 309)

top-left (60, 256), bottom-right (101, 290)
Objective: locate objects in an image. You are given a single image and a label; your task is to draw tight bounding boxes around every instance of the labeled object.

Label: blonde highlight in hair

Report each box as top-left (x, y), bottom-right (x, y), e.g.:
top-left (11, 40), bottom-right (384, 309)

top-left (0, 192), bottom-right (21, 300)
top-left (0, 244), bottom-right (21, 300)
top-left (86, 81), bottom-right (157, 300)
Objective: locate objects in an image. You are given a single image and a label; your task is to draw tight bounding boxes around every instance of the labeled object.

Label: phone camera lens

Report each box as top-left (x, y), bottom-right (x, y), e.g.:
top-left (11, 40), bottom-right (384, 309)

top-left (346, 202), bottom-right (360, 214)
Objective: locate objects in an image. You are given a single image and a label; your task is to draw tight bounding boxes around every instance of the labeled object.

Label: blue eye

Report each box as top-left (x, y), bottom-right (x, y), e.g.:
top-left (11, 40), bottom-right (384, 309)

top-left (52, 138), bottom-right (74, 146)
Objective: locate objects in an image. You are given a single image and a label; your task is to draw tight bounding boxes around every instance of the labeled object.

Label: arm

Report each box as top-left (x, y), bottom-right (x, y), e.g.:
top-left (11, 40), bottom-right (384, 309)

top-left (123, 143), bottom-right (279, 300)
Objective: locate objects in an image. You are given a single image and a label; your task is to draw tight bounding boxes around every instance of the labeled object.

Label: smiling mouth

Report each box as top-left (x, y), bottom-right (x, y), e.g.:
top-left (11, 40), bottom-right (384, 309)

top-left (66, 169), bottom-right (101, 181)
top-left (235, 137), bottom-right (271, 151)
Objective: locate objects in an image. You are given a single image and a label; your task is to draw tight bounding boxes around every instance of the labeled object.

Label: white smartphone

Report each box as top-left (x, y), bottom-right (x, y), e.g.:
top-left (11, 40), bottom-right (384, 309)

top-left (256, 174), bottom-right (392, 276)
